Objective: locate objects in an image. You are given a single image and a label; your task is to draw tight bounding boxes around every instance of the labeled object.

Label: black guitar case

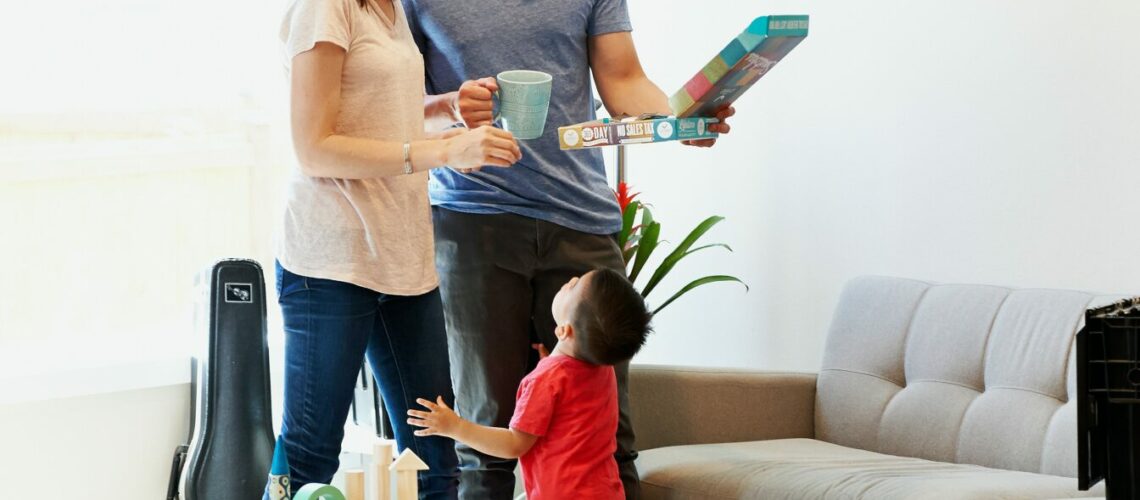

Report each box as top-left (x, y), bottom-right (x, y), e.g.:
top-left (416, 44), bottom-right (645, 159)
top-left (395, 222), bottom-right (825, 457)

top-left (167, 259), bottom-right (275, 499)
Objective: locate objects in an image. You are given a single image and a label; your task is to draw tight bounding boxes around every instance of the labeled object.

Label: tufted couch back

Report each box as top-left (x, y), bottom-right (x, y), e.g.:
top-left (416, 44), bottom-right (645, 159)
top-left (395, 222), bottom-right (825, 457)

top-left (815, 276), bottom-right (1126, 477)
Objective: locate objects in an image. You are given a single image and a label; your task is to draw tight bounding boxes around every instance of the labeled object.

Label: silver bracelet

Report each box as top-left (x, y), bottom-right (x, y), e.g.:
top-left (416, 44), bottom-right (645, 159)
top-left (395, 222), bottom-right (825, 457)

top-left (403, 142), bottom-right (413, 175)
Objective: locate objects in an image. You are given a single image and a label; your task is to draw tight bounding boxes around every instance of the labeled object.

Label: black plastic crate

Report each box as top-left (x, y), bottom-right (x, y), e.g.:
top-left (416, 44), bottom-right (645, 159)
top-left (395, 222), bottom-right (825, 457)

top-left (1086, 316), bottom-right (1140, 403)
top-left (1078, 296), bottom-right (1140, 498)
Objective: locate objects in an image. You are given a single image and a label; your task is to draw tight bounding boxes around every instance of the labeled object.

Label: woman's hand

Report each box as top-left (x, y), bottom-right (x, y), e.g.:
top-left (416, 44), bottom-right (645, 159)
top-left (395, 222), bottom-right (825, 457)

top-left (425, 129), bottom-right (478, 174)
top-left (408, 397), bottom-right (463, 438)
top-left (443, 125), bottom-right (521, 171)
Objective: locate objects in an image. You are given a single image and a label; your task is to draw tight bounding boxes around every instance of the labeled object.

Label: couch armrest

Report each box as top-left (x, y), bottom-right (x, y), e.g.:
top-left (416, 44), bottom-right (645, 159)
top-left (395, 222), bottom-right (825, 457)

top-left (629, 364), bottom-right (817, 452)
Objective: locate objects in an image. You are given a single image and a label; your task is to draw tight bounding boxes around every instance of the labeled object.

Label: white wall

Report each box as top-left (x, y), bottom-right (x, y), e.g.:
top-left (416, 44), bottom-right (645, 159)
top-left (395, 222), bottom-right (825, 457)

top-left (624, 1), bottom-right (1140, 371)
top-left (0, 384), bottom-right (190, 498)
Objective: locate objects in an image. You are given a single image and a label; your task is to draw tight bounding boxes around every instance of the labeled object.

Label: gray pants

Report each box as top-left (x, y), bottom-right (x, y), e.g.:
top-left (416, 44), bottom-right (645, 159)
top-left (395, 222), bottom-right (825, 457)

top-left (432, 207), bottom-right (639, 500)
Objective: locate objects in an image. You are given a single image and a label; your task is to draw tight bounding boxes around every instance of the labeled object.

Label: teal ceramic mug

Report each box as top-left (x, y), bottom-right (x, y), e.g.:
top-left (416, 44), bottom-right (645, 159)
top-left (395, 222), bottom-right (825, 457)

top-left (494, 70), bottom-right (553, 140)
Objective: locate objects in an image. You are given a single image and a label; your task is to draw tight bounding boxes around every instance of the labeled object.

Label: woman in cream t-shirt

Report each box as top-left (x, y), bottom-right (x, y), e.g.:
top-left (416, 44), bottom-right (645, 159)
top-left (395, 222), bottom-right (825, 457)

top-left (277, 0), bottom-right (520, 496)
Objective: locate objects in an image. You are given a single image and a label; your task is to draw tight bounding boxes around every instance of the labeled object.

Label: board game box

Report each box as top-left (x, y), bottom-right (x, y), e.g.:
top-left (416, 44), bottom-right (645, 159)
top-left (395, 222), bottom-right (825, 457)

top-left (558, 114), bottom-right (719, 150)
top-left (670, 15), bottom-right (809, 118)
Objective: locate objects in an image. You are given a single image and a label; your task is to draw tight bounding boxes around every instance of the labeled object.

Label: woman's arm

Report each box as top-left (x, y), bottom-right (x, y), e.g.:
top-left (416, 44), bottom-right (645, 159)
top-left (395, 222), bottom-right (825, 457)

top-left (424, 92), bottom-right (462, 132)
top-left (291, 42), bottom-right (521, 179)
top-left (408, 397), bottom-right (539, 459)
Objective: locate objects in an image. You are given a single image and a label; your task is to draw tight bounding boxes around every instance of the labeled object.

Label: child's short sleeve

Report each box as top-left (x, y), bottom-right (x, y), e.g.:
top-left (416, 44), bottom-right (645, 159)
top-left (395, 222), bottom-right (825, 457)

top-left (280, 0), bottom-right (353, 62)
top-left (509, 373), bottom-right (559, 437)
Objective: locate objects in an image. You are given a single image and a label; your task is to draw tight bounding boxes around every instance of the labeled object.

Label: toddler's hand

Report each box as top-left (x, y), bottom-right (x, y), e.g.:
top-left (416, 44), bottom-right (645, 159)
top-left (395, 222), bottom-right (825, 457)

top-left (408, 396), bottom-right (462, 438)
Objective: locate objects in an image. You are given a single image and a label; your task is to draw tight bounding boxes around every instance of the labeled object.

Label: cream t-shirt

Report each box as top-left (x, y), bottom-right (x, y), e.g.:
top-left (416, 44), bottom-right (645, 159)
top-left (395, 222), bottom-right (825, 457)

top-left (277, 0), bottom-right (436, 295)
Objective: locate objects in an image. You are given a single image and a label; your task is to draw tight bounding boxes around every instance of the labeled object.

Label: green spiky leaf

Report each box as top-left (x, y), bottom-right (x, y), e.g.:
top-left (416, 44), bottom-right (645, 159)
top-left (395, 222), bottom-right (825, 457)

top-left (641, 204), bottom-right (655, 229)
top-left (628, 221), bottom-right (660, 284)
top-left (684, 243), bottom-right (733, 256)
top-left (642, 216), bottom-right (725, 297)
top-left (618, 201), bottom-right (640, 249)
top-left (652, 275), bottom-right (748, 315)
top-left (622, 245), bottom-right (638, 266)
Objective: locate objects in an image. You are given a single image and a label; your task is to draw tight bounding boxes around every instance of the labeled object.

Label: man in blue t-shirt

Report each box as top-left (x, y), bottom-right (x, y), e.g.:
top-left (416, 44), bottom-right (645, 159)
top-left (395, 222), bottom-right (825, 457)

top-left (402, 1), bottom-right (734, 498)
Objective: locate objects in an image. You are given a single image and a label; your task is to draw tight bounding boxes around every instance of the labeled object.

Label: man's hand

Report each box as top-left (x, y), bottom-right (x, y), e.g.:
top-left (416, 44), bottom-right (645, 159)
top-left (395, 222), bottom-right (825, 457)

top-left (408, 397), bottom-right (463, 438)
top-left (457, 77), bottom-right (498, 128)
top-left (682, 106), bottom-right (735, 148)
top-left (531, 343), bottom-right (550, 359)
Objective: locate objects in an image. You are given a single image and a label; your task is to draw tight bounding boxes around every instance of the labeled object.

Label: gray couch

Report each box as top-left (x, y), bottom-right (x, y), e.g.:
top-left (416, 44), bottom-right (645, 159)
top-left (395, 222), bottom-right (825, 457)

top-left (629, 276), bottom-right (1120, 499)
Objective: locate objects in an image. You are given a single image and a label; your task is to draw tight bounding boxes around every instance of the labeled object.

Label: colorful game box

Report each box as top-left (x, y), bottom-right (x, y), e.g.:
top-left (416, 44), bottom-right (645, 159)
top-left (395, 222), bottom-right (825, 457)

top-left (558, 115), bottom-right (719, 150)
top-left (670, 15), bottom-right (809, 118)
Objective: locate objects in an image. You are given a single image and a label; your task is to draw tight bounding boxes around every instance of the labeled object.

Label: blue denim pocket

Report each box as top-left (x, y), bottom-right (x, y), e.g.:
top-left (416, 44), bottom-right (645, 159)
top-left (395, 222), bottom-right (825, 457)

top-left (275, 262), bottom-right (309, 303)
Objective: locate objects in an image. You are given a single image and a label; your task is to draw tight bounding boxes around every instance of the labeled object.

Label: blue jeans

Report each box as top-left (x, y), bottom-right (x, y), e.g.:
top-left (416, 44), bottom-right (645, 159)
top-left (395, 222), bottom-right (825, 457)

top-left (276, 262), bottom-right (459, 499)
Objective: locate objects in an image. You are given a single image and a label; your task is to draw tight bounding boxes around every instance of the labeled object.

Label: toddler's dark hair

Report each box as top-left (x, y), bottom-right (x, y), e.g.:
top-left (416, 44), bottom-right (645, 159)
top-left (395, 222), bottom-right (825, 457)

top-left (572, 268), bottom-right (653, 366)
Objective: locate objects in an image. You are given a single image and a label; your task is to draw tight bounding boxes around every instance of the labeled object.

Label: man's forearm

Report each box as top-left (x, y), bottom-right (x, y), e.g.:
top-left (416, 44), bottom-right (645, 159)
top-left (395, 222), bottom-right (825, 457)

top-left (590, 32), bottom-right (673, 118)
top-left (424, 92), bottom-right (461, 132)
top-left (599, 77), bottom-right (672, 118)
top-left (448, 419), bottom-right (535, 459)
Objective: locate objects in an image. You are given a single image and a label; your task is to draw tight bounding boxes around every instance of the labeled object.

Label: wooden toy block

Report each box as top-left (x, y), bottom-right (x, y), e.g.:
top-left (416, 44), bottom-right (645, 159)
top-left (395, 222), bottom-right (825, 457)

top-left (389, 449), bottom-right (429, 500)
top-left (345, 470), bottom-right (364, 500)
top-left (373, 441), bottom-right (395, 500)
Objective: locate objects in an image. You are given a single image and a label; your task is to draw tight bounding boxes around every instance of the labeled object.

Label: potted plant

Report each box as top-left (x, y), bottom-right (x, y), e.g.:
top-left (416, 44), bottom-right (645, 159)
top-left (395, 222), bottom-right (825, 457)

top-left (615, 182), bottom-right (747, 314)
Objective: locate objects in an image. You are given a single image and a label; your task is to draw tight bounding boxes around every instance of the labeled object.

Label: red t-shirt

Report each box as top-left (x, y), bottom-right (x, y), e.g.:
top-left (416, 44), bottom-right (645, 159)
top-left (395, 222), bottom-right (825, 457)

top-left (509, 354), bottom-right (623, 500)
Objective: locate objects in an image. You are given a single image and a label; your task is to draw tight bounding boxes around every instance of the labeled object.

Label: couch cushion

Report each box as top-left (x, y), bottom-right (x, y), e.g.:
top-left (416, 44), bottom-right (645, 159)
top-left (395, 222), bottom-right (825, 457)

top-left (637, 438), bottom-right (1104, 500)
top-left (816, 276), bottom-right (1127, 476)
